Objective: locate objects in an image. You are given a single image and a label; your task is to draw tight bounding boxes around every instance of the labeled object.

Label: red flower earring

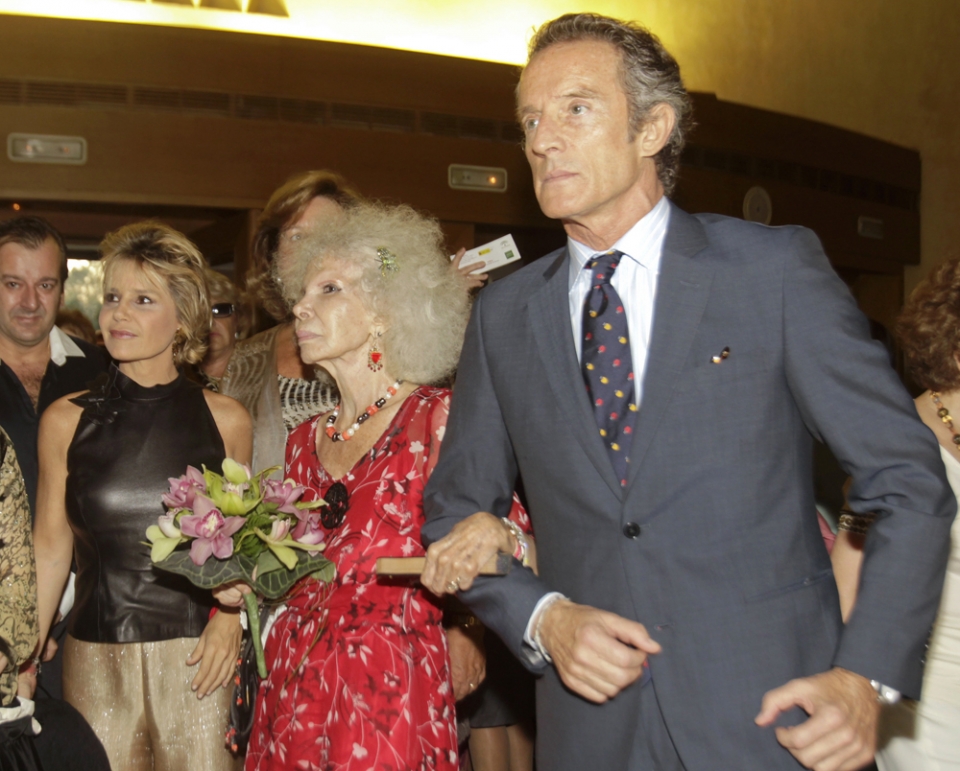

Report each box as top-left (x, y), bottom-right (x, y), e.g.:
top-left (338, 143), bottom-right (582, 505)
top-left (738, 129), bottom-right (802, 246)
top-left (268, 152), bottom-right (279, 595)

top-left (368, 336), bottom-right (383, 372)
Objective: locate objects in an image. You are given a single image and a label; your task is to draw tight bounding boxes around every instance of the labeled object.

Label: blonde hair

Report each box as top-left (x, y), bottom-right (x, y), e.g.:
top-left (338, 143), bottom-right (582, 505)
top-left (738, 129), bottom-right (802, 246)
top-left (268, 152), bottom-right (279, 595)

top-left (100, 221), bottom-right (211, 366)
top-left (279, 202), bottom-right (470, 385)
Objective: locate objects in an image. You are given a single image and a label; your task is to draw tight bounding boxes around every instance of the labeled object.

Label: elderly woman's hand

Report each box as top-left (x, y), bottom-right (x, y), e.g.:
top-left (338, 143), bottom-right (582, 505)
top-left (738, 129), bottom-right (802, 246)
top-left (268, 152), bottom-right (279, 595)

top-left (446, 624), bottom-right (485, 701)
top-left (422, 511), bottom-right (515, 595)
top-left (452, 248), bottom-right (488, 290)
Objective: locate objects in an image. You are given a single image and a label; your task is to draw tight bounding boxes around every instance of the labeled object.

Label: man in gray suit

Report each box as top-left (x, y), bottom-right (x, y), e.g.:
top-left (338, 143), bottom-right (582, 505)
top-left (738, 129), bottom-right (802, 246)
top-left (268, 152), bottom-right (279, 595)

top-left (421, 12), bottom-right (956, 771)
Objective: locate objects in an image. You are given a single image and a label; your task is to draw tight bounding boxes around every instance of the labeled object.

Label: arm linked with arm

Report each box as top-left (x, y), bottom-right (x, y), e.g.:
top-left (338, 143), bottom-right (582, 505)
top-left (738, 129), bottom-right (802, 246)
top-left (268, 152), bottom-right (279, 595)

top-left (421, 291), bottom-right (553, 670)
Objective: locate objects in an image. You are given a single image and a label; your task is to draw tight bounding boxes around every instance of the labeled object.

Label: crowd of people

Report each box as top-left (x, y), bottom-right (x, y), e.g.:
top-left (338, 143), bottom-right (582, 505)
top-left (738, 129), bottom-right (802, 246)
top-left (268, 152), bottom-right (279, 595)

top-left (0, 10), bottom-right (957, 771)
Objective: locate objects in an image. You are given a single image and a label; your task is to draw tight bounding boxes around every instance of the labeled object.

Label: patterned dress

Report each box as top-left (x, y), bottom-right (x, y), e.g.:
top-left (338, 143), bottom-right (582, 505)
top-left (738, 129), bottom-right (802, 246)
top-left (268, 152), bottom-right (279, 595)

top-left (246, 387), bottom-right (459, 771)
top-left (0, 428), bottom-right (37, 707)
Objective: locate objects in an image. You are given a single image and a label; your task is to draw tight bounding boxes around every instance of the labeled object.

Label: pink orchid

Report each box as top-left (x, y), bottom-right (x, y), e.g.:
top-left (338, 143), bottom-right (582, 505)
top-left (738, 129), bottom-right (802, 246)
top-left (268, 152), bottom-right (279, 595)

top-left (266, 519), bottom-right (291, 542)
top-left (291, 509), bottom-right (326, 546)
top-left (161, 465), bottom-right (206, 509)
top-left (262, 478), bottom-right (307, 515)
top-left (178, 495), bottom-right (245, 566)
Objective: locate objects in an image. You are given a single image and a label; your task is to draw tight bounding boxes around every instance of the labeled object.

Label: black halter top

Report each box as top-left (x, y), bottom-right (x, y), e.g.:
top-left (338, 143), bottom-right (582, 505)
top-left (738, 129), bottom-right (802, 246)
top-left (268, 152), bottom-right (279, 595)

top-left (66, 366), bottom-right (225, 643)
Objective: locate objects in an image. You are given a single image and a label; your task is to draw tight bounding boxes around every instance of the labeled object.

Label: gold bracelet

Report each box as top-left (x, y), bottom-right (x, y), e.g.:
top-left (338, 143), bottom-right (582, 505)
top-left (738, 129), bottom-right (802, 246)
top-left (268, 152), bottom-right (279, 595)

top-left (443, 613), bottom-right (483, 629)
top-left (837, 510), bottom-right (876, 535)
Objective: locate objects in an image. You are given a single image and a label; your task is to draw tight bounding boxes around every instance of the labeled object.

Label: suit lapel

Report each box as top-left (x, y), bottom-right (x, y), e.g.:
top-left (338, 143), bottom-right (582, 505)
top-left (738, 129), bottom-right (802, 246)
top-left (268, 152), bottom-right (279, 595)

top-left (626, 206), bottom-right (713, 489)
top-left (528, 249), bottom-right (625, 498)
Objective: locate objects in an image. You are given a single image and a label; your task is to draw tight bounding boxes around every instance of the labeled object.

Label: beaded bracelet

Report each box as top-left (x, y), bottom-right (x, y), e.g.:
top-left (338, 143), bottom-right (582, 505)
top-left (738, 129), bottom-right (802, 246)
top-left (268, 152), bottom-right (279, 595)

top-left (502, 518), bottom-right (531, 568)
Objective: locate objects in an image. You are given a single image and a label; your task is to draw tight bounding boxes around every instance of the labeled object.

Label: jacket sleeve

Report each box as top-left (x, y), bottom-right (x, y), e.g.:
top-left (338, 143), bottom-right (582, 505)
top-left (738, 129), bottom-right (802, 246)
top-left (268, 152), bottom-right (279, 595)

top-left (781, 227), bottom-right (956, 696)
top-left (422, 290), bottom-right (553, 671)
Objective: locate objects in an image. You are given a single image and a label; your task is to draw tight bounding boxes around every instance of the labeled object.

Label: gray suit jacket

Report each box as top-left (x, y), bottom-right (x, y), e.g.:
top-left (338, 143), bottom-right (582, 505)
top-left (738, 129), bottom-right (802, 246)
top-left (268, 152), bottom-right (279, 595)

top-left (422, 204), bottom-right (956, 771)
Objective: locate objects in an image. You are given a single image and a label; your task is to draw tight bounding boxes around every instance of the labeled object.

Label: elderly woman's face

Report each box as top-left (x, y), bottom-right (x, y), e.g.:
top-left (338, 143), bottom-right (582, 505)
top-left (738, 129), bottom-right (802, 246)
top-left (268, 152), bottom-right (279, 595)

top-left (293, 257), bottom-right (375, 368)
top-left (277, 196), bottom-right (343, 274)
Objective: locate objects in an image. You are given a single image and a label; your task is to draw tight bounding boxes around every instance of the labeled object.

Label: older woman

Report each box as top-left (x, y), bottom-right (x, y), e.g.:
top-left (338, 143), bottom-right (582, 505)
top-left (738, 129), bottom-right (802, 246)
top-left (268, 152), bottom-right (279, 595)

top-left (218, 201), bottom-right (477, 771)
top-left (221, 170), bottom-right (487, 472)
top-left (33, 222), bottom-right (252, 771)
top-left (832, 258), bottom-right (960, 771)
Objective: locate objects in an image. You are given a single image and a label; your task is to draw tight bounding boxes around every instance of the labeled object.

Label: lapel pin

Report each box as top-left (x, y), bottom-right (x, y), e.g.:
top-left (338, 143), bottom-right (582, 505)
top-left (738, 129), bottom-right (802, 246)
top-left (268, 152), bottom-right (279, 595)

top-left (711, 347), bottom-right (730, 364)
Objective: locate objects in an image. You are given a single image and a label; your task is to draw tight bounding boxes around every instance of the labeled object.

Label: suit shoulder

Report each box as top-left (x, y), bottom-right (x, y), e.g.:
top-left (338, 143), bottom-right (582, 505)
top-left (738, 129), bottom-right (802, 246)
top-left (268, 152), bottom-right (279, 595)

top-left (476, 246), bottom-right (566, 304)
top-left (686, 211), bottom-right (824, 267)
top-left (694, 211), bottom-right (819, 247)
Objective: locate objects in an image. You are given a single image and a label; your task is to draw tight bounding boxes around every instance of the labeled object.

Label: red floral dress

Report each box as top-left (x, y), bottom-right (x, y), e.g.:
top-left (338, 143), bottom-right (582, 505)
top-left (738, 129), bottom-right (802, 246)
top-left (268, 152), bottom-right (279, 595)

top-left (246, 387), bottom-right (459, 771)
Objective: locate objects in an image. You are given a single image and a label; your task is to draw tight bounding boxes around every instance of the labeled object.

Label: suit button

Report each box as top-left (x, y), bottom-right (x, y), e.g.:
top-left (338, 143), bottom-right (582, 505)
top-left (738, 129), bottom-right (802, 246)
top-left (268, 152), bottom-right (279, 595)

top-left (623, 522), bottom-right (641, 539)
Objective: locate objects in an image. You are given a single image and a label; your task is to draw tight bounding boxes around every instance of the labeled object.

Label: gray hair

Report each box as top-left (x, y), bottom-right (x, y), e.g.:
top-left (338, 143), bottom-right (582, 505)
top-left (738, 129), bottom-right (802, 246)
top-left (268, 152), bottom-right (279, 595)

top-left (525, 12), bottom-right (693, 196)
top-left (278, 202), bottom-right (470, 385)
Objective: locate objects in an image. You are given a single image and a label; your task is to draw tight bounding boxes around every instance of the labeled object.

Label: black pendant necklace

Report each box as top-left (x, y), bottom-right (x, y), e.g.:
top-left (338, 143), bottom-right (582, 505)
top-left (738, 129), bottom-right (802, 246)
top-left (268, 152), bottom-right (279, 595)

top-left (321, 481), bottom-right (350, 529)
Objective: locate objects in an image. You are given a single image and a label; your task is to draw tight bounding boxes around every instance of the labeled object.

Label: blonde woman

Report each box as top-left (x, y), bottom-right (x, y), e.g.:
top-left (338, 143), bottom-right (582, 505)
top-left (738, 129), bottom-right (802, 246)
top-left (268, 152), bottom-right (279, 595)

top-left (33, 222), bottom-right (252, 771)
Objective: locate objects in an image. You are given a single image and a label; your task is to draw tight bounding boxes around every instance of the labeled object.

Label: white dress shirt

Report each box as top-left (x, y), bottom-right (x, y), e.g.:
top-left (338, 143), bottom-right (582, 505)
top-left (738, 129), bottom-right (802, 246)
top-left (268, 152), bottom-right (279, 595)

top-left (566, 195), bottom-right (670, 407)
top-left (523, 197), bottom-right (671, 658)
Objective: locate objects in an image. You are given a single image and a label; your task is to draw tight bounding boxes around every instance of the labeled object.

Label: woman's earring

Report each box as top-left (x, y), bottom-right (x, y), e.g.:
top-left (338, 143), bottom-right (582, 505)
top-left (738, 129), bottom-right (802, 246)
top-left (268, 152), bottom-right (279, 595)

top-left (172, 330), bottom-right (186, 362)
top-left (367, 336), bottom-right (383, 372)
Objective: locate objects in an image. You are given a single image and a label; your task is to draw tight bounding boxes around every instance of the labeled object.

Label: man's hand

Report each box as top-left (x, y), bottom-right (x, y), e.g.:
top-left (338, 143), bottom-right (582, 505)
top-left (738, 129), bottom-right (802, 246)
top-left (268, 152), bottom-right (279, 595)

top-left (755, 667), bottom-right (881, 771)
top-left (539, 599), bottom-right (661, 703)
top-left (446, 624), bottom-right (486, 701)
top-left (187, 609), bottom-right (242, 698)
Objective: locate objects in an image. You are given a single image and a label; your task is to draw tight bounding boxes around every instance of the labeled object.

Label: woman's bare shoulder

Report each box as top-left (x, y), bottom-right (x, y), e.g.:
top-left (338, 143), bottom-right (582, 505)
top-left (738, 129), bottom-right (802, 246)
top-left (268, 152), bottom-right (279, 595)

top-left (202, 390), bottom-right (253, 434)
top-left (39, 393), bottom-right (86, 444)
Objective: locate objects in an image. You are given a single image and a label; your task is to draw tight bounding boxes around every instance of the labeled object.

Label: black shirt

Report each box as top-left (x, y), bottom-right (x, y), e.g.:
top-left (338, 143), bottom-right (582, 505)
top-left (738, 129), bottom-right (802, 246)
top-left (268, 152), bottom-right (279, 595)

top-left (0, 330), bottom-right (108, 517)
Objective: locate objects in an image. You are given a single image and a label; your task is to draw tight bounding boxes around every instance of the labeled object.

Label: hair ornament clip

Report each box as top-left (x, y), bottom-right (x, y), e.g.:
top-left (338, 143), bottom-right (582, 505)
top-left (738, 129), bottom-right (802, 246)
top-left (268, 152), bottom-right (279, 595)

top-left (377, 247), bottom-right (399, 277)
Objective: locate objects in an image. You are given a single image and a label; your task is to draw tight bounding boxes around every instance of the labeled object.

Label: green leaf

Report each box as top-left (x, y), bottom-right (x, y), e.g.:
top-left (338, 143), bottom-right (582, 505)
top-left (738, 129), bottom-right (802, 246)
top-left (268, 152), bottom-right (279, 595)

top-left (152, 550), bottom-right (256, 589)
top-left (255, 549), bottom-right (285, 576)
top-left (310, 561), bottom-right (336, 584)
top-left (267, 542), bottom-right (298, 570)
top-left (252, 551), bottom-right (335, 600)
top-left (153, 545), bottom-right (335, 600)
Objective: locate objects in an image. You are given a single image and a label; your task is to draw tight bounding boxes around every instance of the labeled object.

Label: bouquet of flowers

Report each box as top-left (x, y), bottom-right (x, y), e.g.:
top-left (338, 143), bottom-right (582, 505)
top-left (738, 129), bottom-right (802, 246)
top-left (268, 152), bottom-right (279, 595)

top-left (146, 459), bottom-right (334, 677)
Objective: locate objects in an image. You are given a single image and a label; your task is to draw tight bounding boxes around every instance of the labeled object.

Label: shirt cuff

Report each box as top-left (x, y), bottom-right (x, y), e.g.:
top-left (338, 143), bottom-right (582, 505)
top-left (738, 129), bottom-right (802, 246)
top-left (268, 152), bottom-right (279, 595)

top-left (522, 592), bottom-right (567, 663)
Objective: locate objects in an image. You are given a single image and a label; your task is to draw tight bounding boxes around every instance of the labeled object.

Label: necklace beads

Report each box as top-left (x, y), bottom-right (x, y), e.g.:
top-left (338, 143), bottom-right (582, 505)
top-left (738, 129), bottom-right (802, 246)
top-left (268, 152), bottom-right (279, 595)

top-left (325, 380), bottom-right (403, 442)
top-left (931, 392), bottom-right (960, 452)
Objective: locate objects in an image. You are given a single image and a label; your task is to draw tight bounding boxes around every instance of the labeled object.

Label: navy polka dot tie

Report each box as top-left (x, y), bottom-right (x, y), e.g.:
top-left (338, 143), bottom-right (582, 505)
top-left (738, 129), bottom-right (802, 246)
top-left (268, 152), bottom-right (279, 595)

top-left (582, 250), bottom-right (636, 486)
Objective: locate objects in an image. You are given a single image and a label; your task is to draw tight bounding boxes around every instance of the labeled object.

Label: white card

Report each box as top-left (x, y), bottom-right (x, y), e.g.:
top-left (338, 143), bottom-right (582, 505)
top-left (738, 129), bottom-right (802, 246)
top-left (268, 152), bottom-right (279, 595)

top-left (452, 234), bottom-right (521, 274)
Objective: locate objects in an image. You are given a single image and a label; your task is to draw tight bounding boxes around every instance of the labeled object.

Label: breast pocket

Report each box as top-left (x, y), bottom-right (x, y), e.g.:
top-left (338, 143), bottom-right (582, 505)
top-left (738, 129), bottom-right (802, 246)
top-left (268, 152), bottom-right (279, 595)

top-left (675, 347), bottom-right (773, 395)
top-left (659, 348), bottom-right (775, 468)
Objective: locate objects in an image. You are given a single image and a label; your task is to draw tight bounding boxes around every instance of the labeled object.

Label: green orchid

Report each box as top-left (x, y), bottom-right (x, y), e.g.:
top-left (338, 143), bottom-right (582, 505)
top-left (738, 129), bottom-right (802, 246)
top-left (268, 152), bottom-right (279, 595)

top-left (145, 512), bottom-right (187, 562)
top-left (255, 519), bottom-right (325, 570)
top-left (203, 459), bottom-right (260, 516)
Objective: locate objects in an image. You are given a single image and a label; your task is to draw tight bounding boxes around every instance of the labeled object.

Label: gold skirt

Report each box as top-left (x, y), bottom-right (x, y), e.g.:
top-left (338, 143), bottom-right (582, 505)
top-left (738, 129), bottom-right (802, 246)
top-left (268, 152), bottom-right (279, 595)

top-left (63, 635), bottom-right (241, 771)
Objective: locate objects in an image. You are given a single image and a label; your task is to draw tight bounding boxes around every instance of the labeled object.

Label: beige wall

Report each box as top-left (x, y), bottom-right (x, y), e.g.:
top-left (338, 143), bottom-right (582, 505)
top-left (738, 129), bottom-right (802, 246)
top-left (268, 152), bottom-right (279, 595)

top-left (571, 0), bottom-right (959, 295)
